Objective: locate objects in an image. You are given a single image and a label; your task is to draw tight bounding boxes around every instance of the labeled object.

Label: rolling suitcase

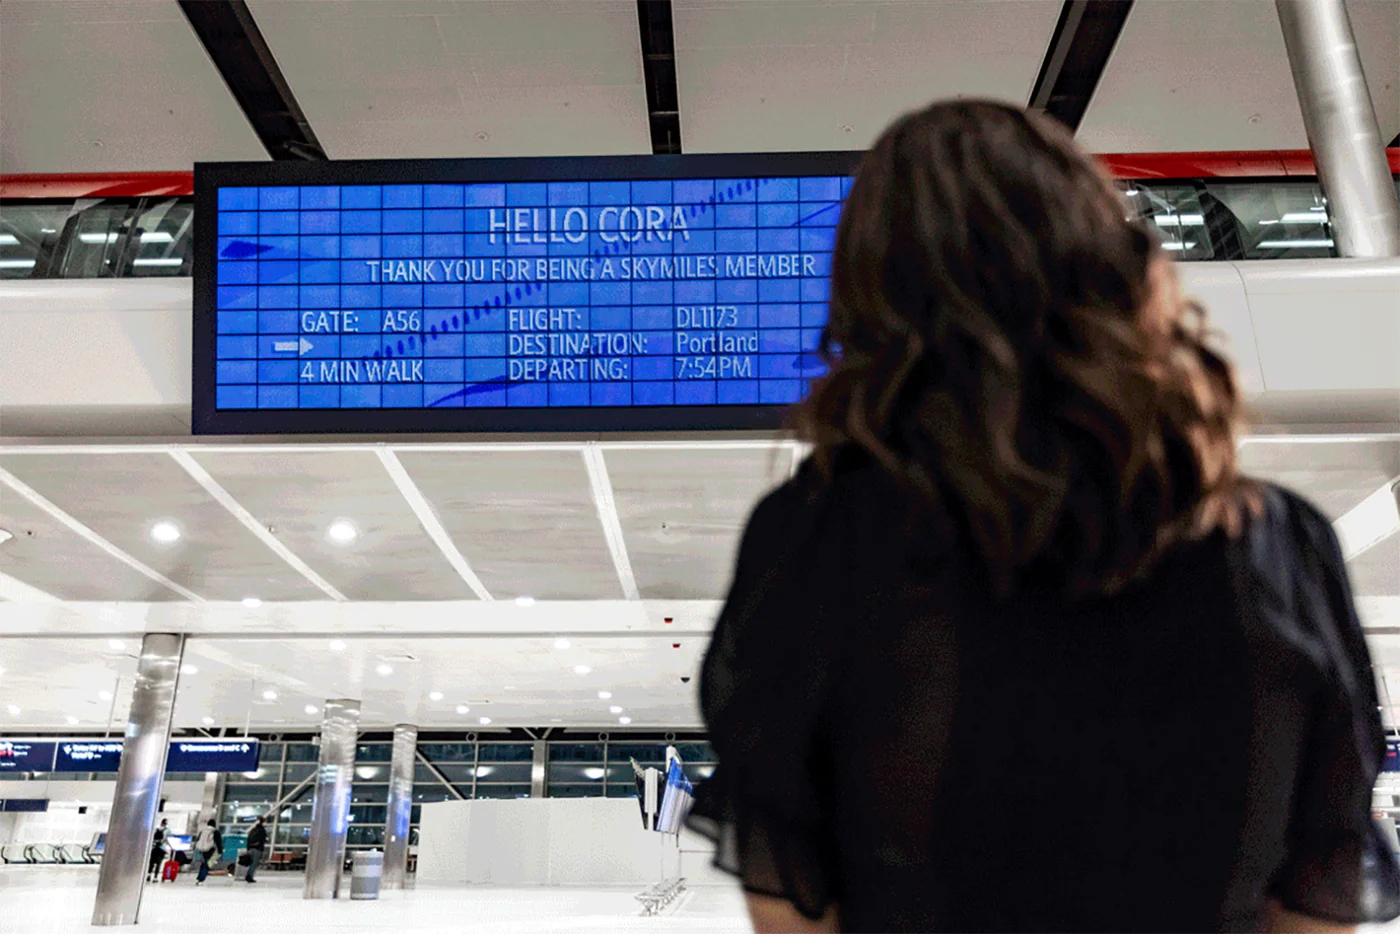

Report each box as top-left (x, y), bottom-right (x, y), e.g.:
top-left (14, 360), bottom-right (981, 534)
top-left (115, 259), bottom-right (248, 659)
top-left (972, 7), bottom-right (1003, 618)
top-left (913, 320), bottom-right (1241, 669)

top-left (161, 859), bottom-right (179, 882)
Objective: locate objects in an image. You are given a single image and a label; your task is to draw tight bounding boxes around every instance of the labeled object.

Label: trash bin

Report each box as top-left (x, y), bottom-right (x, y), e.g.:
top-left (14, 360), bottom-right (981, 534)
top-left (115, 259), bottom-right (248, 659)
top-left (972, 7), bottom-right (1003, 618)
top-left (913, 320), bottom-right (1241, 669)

top-left (350, 850), bottom-right (383, 900)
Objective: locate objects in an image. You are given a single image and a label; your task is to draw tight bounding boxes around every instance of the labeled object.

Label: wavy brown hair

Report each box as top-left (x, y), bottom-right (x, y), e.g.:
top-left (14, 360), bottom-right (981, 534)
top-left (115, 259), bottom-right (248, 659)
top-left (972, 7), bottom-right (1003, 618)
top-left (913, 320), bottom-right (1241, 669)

top-left (794, 100), bottom-right (1249, 598)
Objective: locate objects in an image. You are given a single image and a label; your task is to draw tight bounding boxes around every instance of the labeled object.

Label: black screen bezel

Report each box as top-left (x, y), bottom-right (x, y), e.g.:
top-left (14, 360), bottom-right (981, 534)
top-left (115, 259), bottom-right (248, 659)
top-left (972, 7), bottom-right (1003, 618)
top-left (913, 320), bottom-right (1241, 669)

top-left (192, 151), bottom-right (861, 435)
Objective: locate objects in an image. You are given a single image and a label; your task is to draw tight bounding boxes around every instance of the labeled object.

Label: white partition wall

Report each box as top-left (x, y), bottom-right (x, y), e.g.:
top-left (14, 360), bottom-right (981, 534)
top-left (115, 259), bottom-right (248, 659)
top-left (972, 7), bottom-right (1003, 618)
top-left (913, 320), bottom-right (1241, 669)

top-left (418, 798), bottom-right (705, 886)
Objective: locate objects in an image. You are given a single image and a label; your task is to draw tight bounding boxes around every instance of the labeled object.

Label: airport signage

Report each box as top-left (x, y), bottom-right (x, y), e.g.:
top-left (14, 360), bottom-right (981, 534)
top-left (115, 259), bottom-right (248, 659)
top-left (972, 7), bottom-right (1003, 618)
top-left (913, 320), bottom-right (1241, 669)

top-left (53, 741), bottom-right (124, 772)
top-left (0, 740), bottom-right (56, 772)
top-left (1387, 740), bottom-right (1400, 772)
top-left (193, 152), bottom-right (859, 434)
top-left (165, 739), bottom-right (260, 773)
top-left (1, 799), bottom-right (49, 812)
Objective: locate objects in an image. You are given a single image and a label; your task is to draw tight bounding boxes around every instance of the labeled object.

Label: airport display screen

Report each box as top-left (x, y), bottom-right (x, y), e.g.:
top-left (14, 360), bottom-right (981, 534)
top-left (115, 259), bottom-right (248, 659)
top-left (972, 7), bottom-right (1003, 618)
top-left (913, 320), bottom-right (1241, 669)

top-left (165, 739), bottom-right (260, 773)
top-left (0, 740), bottom-right (56, 772)
top-left (1387, 740), bottom-right (1400, 772)
top-left (193, 153), bottom-right (857, 434)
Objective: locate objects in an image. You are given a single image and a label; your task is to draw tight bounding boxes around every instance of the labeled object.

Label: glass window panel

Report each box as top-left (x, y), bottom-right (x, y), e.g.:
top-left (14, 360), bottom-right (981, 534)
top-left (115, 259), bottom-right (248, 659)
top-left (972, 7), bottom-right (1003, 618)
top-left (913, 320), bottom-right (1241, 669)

top-left (221, 803), bottom-right (267, 823)
top-left (412, 787), bottom-right (456, 804)
top-left (605, 783), bottom-right (639, 798)
top-left (1122, 183), bottom-right (1214, 261)
top-left (550, 784), bottom-right (605, 798)
top-left (129, 198), bottom-right (192, 276)
top-left (473, 784), bottom-right (531, 799)
top-left (548, 743), bottom-right (604, 762)
top-left (282, 763), bottom-right (316, 785)
top-left (260, 743), bottom-right (284, 762)
top-left (285, 743), bottom-right (319, 762)
top-left (347, 825), bottom-right (384, 847)
top-left (411, 804), bottom-right (422, 824)
top-left (0, 202), bottom-right (68, 279)
top-left (276, 803), bottom-right (314, 824)
top-left (349, 804), bottom-right (386, 824)
top-left (549, 763), bottom-right (608, 784)
top-left (58, 200), bottom-right (134, 277)
top-left (683, 763), bottom-right (715, 783)
top-left (1200, 181), bottom-right (1335, 259)
top-left (226, 765), bottom-right (278, 784)
top-left (478, 743), bottom-right (532, 762)
top-left (419, 743), bottom-right (475, 763)
top-left (608, 744), bottom-right (665, 764)
top-left (165, 772), bottom-right (205, 782)
top-left (220, 784), bottom-right (278, 802)
top-left (352, 764), bottom-right (389, 782)
top-left (469, 763), bottom-right (531, 783)
top-left (275, 824), bottom-right (311, 845)
top-left (350, 784), bottom-right (388, 803)
top-left (423, 763), bottom-right (478, 783)
top-left (673, 743), bottom-right (715, 762)
top-left (355, 743), bottom-right (392, 763)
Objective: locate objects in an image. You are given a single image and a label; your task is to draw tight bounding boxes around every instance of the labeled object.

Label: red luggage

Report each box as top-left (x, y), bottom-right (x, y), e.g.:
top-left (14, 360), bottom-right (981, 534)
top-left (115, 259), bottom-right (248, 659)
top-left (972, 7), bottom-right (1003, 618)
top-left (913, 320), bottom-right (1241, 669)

top-left (161, 859), bottom-right (179, 882)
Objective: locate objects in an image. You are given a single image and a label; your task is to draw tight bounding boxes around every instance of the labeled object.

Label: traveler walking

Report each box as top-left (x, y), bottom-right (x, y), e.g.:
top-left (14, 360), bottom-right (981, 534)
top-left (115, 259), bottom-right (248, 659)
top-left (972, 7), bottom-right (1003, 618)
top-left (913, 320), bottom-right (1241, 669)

top-left (145, 818), bottom-right (167, 883)
top-left (244, 816), bottom-right (267, 883)
top-left (193, 819), bottom-right (222, 886)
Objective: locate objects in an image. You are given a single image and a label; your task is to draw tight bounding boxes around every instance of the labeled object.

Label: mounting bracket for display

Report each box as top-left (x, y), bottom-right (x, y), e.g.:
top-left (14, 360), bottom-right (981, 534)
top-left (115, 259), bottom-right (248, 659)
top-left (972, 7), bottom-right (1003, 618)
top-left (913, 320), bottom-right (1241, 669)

top-left (637, 1), bottom-right (681, 154)
top-left (179, 0), bottom-right (327, 161)
top-left (1028, 0), bottom-right (1135, 133)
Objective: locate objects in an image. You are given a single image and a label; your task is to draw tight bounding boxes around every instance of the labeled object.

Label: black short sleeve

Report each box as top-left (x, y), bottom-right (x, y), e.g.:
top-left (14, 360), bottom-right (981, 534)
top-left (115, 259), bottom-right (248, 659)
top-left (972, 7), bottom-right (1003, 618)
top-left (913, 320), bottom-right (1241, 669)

top-left (1267, 491), bottom-right (1400, 924)
top-left (687, 478), bottom-right (839, 921)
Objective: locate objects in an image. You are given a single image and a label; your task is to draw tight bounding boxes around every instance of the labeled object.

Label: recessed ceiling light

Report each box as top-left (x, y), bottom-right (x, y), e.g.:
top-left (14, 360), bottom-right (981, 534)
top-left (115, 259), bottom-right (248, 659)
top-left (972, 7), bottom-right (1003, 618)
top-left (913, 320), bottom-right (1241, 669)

top-left (327, 520), bottom-right (358, 545)
top-left (201, 716), bottom-right (214, 726)
top-left (150, 521), bottom-right (181, 544)
top-left (304, 704), bottom-right (319, 715)
top-left (609, 705), bottom-right (623, 714)
top-left (515, 595), bottom-right (535, 607)
top-left (618, 716), bottom-right (632, 725)
top-left (573, 665), bottom-right (591, 675)
top-left (456, 705), bottom-right (470, 715)
top-left (181, 664), bottom-right (198, 675)
top-left (375, 663), bottom-right (393, 677)
top-left (478, 716), bottom-right (491, 725)
top-left (241, 597), bottom-right (262, 608)
top-left (65, 715), bottom-right (79, 726)
top-left (261, 689), bottom-right (278, 701)
top-left (329, 640), bottom-right (347, 652)
top-left (598, 691), bottom-right (612, 700)
top-left (429, 691), bottom-right (444, 702)
top-left (99, 690), bottom-right (113, 701)
top-left (107, 639), bottom-right (125, 651)
top-left (554, 638), bottom-right (571, 650)
top-left (6, 705), bottom-right (20, 716)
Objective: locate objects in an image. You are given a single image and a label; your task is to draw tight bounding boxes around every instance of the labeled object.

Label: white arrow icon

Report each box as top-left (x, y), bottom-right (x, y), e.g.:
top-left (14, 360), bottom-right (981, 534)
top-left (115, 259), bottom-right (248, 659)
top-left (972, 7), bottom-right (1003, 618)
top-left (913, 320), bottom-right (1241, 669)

top-left (272, 338), bottom-right (314, 355)
top-left (240, 744), bottom-right (249, 753)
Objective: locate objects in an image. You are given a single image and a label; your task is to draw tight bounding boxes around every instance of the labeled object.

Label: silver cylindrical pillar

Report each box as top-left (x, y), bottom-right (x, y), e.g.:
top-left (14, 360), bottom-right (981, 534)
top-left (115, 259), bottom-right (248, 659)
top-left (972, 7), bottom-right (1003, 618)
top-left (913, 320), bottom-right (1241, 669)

top-left (303, 698), bottom-right (360, 900)
top-left (1276, 0), bottom-right (1400, 257)
top-left (92, 633), bottom-right (184, 926)
top-left (382, 723), bottom-right (417, 890)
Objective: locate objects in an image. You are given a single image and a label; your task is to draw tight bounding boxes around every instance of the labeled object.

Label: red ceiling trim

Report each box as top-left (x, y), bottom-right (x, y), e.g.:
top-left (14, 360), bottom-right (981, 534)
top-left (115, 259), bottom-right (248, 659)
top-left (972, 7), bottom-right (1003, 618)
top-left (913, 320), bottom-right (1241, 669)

top-left (2, 152), bottom-right (1398, 199)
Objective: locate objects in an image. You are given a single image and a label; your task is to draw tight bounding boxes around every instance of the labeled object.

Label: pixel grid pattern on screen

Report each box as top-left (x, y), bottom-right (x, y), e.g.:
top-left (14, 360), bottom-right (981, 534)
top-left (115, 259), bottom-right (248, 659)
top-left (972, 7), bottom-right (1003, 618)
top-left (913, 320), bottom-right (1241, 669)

top-left (212, 175), bottom-right (850, 411)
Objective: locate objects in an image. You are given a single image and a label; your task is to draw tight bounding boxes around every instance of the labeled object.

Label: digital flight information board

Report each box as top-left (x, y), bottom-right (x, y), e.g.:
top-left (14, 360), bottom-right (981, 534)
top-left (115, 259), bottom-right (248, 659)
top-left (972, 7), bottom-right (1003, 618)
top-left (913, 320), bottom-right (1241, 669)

top-left (193, 153), bottom-right (858, 434)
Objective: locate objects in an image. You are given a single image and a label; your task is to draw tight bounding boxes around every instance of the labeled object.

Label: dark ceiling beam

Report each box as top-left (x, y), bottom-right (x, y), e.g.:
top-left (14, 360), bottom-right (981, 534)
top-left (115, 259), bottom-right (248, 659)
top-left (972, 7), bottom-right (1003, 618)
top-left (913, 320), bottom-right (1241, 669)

top-left (1028, 0), bottom-right (1135, 134)
top-left (637, 0), bottom-right (681, 154)
top-left (179, 0), bottom-right (326, 161)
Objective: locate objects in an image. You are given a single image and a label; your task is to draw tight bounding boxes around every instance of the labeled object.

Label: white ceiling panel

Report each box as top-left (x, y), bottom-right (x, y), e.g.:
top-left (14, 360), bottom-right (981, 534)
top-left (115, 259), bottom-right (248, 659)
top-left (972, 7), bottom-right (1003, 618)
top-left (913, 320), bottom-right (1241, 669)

top-left (673, 0), bottom-right (1060, 153)
top-left (0, 0), bottom-right (267, 173)
top-left (607, 446), bottom-right (791, 599)
top-left (396, 449), bottom-right (624, 600)
top-left (248, 0), bottom-right (651, 159)
top-left (0, 453), bottom-right (324, 601)
top-left (191, 450), bottom-right (479, 602)
top-left (1078, 0), bottom-right (1400, 153)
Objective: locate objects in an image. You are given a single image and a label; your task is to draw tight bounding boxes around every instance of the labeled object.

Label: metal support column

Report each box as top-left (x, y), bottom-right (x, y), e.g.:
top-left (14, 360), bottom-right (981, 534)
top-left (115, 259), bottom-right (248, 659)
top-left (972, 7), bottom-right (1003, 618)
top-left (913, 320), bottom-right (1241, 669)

top-left (303, 698), bottom-right (360, 899)
top-left (531, 740), bottom-right (547, 798)
top-left (1276, 0), bottom-right (1400, 257)
top-left (92, 633), bottom-right (184, 926)
top-left (382, 723), bottom-right (417, 890)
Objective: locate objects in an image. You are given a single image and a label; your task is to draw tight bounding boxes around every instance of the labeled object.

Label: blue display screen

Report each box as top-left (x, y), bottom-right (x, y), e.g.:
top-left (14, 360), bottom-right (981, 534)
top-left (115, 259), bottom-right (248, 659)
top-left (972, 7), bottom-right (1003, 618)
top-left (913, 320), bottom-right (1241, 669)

top-left (0, 740), bottom-right (56, 772)
top-left (165, 739), bottom-right (261, 774)
top-left (194, 154), bottom-right (857, 434)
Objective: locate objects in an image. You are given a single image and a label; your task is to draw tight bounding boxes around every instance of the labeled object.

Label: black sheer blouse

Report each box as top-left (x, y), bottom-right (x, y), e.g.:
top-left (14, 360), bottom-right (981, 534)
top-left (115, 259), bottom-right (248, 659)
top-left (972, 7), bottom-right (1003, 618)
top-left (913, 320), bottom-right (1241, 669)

top-left (688, 461), bottom-right (1400, 932)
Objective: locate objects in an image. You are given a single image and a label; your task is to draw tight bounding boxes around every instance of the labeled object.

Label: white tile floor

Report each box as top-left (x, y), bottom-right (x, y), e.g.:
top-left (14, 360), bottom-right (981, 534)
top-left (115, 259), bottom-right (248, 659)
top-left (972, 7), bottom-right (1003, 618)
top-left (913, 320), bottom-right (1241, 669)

top-left (0, 866), bottom-right (753, 933)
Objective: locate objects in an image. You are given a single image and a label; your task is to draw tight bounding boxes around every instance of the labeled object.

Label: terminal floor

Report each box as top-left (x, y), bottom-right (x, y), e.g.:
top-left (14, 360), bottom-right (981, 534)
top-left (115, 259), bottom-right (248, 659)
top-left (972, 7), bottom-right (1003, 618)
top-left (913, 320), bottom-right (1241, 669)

top-left (0, 866), bottom-right (751, 933)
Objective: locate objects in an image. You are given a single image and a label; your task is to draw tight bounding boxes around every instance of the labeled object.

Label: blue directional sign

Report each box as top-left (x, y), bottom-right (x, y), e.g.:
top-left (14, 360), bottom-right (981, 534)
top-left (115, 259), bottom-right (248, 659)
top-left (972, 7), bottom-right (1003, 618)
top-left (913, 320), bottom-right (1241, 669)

top-left (53, 740), bottom-right (124, 772)
top-left (193, 152), bottom-right (858, 434)
top-left (0, 740), bottom-right (56, 772)
top-left (2, 798), bottom-right (49, 812)
top-left (165, 739), bottom-right (260, 773)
